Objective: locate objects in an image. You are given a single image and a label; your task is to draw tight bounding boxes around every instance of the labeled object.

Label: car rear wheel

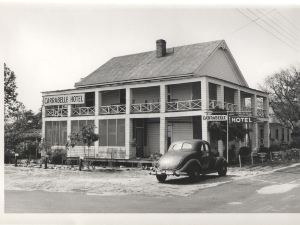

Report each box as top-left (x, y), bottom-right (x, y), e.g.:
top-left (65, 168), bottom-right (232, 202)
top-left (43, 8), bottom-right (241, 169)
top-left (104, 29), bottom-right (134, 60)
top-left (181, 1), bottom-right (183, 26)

top-left (156, 174), bottom-right (167, 183)
top-left (188, 166), bottom-right (200, 181)
top-left (218, 163), bottom-right (227, 176)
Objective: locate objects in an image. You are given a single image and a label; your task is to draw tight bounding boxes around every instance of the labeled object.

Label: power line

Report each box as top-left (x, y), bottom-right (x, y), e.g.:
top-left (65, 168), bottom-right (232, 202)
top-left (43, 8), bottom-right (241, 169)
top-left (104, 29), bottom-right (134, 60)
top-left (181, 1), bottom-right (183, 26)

top-left (246, 9), bottom-right (300, 48)
top-left (275, 9), bottom-right (300, 33)
top-left (237, 9), bottom-right (300, 53)
top-left (226, 8), bottom-right (276, 38)
top-left (255, 8), bottom-right (300, 43)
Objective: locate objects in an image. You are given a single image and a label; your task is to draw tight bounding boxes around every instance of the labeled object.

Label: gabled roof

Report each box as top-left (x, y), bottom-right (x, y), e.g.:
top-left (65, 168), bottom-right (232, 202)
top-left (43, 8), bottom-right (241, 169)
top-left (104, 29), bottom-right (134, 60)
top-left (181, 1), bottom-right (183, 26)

top-left (75, 40), bottom-right (248, 88)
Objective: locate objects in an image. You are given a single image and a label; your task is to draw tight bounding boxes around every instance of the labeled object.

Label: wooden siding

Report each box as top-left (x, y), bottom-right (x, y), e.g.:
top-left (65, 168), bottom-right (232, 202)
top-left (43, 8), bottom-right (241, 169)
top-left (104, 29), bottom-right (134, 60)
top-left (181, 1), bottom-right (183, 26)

top-left (145, 122), bottom-right (160, 157)
top-left (132, 86), bottom-right (160, 104)
top-left (199, 49), bottom-right (246, 86)
top-left (169, 83), bottom-right (193, 101)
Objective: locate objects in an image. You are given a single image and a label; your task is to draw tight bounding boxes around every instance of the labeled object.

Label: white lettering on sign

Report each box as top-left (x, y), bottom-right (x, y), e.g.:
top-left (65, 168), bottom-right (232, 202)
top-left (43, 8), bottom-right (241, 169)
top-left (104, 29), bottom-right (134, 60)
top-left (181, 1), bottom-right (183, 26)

top-left (230, 116), bottom-right (255, 123)
top-left (202, 115), bottom-right (228, 121)
top-left (43, 94), bottom-right (85, 106)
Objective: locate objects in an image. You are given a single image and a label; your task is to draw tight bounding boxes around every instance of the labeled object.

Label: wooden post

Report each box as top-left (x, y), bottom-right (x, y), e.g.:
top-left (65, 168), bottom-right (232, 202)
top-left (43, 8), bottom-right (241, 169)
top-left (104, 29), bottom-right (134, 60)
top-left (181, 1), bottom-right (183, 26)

top-left (239, 154), bottom-right (242, 168)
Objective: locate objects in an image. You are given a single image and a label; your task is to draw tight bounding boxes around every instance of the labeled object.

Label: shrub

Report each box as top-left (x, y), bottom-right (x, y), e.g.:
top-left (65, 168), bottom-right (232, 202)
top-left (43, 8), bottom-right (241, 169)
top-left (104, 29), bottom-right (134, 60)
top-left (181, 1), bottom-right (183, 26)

top-left (259, 146), bottom-right (269, 153)
top-left (269, 143), bottom-right (281, 152)
top-left (238, 146), bottom-right (251, 156)
top-left (50, 149), bottom-right (67, 164)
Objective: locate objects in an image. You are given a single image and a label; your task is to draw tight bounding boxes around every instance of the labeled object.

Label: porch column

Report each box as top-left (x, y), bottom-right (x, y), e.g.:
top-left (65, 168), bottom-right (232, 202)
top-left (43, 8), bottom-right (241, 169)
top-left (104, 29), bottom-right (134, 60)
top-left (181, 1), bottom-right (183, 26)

top-left (264, 122), bottom-right (270, 148)
top-left (160, 117), bottom-right (167, 155)
top-left (67, 104), bottom-right (72, 142)
top-left (263, 96), bottom-right (269, 117)
top-left (234, 89), bottom-right (241, 111)
top-left (41, 105), bottom-right (46, 141)
top-left (94, 90), bottom-right (99, 116)
top-left (125, 117), bottom-right (133, 159)
top-left (201, 78), bottom-right (210, 142)
top-left (217, 85), bottom-right (224, 109)
top-left (126, 87), bottom-right (132, 114)
top-left (251, 94), bottom-right (257, 116)
top-left (251, 122), bottom-right (258, 152)
top-left (160, 84), bottom-right (166, 113)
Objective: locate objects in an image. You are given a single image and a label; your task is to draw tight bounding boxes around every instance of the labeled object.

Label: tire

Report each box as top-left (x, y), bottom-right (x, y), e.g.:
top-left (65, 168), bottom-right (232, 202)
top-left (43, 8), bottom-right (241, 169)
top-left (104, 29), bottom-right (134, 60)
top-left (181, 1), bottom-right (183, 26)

top-left (218, 163), bottom-right (227, 176)
top-left (156, 174), bottom-right (167, 183)
top-left (188, 165), bottom-right (200, 181)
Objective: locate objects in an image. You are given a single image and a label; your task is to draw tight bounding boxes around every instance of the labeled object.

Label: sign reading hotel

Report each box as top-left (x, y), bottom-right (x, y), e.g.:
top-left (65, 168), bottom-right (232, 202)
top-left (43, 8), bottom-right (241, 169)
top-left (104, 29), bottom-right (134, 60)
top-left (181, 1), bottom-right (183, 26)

top-left (43, 94), bottom-right (85, 106)
top-left (229, 116), bottom-right (255, 123)
top-left (202, 115), bottom-right (228, 121)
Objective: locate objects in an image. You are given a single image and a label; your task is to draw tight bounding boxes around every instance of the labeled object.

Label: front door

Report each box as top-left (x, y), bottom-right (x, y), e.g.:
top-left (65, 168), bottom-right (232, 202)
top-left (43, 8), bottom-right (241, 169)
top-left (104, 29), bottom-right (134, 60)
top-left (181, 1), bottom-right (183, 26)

top-left (136, 127), bottom-right (144, 158)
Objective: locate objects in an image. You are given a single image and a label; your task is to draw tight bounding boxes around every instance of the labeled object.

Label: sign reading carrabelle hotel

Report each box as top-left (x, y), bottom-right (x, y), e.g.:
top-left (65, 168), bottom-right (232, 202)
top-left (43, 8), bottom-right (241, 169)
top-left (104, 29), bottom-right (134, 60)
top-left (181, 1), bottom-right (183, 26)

top-left (42, 39), bottom-right (270, 160)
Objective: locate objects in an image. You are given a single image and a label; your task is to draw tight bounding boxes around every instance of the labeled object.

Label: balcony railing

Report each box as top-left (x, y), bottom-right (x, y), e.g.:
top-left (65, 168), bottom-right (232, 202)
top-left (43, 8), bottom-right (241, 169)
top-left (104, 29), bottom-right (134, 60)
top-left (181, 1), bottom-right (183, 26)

top-left (209, 100), bottom-right (223, 109)
top-left (224, 102), bottom-right (238, 112)
top-left (45, 107), bottom-right (68, 117)
top-left (257, 108), bottom-right (268, 118)
top-left (131, 102), bottom-right (160, 113)
top-left (166, 99), bottom-right (201, 112)
top-left (71, 106), bottom-right (95, 116)
top-left (99, 104), bottom-right (126, 115)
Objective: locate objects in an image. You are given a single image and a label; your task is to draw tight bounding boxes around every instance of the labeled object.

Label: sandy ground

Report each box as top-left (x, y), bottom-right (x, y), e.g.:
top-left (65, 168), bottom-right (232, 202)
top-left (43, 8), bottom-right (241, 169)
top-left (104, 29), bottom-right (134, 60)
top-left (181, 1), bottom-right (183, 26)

top-left (5, 162), bottom-right (300, 197)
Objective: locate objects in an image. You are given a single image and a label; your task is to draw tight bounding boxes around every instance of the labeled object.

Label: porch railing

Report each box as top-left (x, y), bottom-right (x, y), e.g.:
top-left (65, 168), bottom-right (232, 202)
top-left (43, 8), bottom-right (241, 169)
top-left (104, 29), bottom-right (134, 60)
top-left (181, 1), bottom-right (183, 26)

top-left (71, 106), bottom-right (95, 116)
top-left (224, 102), bottom-right (238, 112)
top-left (99, 104), bottom-right (126, 115)
top-left (257, 108), bottom-right (268, 118)
top-left (209, 100), bottom-right (223, 109)
top-left (166, 99), bottom-right (202, 112)
top-left (131, 102), bottom-right (160, 113)
top-left (45, 107), bottom-right (68, 117)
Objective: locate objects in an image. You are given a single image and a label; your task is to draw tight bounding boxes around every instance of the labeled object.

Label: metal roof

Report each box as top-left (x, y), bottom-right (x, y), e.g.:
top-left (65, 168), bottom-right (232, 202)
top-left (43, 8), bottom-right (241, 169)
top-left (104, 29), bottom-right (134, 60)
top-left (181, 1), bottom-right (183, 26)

top-left (75, 40), bottom-right (224, 87)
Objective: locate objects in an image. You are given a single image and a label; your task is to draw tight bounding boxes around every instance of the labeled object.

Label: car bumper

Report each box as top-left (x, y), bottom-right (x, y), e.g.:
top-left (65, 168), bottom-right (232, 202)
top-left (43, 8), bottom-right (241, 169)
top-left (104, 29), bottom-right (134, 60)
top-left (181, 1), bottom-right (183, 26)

top-left (150, 169), bottom-right (187, 177)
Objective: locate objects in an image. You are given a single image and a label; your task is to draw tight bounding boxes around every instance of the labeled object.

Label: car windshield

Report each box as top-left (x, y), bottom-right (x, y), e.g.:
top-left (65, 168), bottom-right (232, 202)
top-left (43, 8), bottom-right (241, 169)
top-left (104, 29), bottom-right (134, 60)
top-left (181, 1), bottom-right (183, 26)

top-left (169, 142), bottom-right (193, 151)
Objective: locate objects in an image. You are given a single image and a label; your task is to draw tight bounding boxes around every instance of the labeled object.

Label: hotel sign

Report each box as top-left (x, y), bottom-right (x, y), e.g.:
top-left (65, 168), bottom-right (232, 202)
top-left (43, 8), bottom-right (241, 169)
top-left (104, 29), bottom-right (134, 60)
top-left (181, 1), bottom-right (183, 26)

top-left (202, 115), bottom-right (228, 121)
top-left (43, 94), bottom-right (85, 106)
top-left (229, 116), bottom-right (255, 123)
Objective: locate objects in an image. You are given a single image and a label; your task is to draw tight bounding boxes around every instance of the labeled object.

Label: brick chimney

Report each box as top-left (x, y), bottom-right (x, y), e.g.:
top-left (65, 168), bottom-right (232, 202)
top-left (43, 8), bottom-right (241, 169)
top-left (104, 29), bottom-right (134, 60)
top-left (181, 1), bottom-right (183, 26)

top-left (156, 39), bottom-right (166, 58)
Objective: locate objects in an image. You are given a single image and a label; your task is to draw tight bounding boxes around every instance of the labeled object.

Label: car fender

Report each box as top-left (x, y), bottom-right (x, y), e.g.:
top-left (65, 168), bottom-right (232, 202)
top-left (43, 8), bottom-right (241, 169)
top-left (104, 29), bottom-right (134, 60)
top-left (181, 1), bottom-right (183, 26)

top-left (215, 157), bottom-right (227, 170)
top-left (178, 159), bottom-right (202, 172)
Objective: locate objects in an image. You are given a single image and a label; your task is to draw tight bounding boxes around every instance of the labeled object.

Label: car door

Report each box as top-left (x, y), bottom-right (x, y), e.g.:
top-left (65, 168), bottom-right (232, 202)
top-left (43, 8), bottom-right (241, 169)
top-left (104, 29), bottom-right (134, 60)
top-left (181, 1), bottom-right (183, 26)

top-left (199, 143), bottom-right (210, 170)
top-left (204, 142), bottom-right (216, 170)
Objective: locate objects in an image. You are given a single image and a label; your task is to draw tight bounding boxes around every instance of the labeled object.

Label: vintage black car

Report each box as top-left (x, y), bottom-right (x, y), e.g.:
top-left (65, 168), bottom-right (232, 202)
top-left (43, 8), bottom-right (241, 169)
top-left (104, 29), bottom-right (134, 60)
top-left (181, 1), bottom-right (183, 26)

top-left (151, 140), bottom-right (227, 183)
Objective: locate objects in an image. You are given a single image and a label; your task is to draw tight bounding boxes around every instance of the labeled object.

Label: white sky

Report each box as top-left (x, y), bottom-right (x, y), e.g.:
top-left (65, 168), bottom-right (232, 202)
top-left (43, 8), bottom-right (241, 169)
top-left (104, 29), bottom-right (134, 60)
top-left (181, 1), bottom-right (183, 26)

top-left (1, 2), bottom-right (300, 113)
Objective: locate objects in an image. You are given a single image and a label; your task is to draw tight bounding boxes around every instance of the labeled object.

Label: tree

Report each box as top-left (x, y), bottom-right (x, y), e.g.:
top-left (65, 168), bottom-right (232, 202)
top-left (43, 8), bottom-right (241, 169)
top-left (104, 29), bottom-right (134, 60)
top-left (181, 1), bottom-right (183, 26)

top-left (261, 67), bottom-right (300, 129)
top-left (67, 124), bottom-right (99, 170)
top-left (4, 63), bottom-right (22, 122)
top-left (261, 66), bottom-right (300, 147)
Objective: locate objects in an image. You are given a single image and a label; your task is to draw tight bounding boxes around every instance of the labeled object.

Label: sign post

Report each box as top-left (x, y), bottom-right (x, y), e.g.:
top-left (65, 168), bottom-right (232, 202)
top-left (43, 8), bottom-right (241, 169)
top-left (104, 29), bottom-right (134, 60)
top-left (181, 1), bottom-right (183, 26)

top-left (14, 153), bottom-right (19, 167)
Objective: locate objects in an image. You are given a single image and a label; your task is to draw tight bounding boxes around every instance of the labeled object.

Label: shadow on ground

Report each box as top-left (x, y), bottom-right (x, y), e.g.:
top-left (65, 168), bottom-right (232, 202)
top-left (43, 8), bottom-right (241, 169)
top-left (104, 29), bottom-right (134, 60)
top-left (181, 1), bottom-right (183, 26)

top-left (163, 174), bottom-right (236, 185)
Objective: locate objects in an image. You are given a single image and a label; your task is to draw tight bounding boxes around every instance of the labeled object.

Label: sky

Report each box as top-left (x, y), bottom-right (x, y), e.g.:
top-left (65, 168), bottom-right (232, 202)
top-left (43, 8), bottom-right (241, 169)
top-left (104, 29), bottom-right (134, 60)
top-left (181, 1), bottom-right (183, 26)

top-left (1, 2), bottom-right (300, 113)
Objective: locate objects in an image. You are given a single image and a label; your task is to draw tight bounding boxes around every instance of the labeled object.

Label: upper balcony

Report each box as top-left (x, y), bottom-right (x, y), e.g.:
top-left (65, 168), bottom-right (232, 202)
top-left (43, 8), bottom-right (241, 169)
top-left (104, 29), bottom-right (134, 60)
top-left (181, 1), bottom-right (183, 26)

top-left (45, 105), bottom-right (68, 117)
top-left (71, 92), bottom-right (95, 117)
top-left (130, 86), bottom-right (160, 113)
top-left (99, 89), bottom-right (126, 115)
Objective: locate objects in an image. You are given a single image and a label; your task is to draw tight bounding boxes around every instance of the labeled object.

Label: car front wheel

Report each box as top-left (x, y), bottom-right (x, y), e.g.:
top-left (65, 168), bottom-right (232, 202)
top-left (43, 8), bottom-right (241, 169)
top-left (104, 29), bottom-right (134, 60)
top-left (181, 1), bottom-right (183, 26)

top-left (218, 163), bottom-right (227, 176)
top-left (156, 174), bottom-right (167, 183)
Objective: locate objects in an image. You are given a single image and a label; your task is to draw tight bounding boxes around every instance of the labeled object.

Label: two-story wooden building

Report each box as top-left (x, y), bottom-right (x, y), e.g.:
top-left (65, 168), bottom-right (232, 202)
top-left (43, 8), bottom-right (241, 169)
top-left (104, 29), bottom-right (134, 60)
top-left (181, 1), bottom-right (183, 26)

top-left (41, 39), bottom-right (270, 160)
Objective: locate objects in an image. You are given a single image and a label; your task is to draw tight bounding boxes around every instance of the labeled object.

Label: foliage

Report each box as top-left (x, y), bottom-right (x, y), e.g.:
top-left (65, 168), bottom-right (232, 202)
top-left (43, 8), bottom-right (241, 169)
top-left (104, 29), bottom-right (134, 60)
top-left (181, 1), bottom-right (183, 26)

top-left (67, 124), bottom-right (99, 151)
top-left (261, 66), bottom-right (300, 129)
top-left (4, 63), bottom-right (20, 121)
top-left (269, 143), bottom-right (281, 152)
top-left (49, 148), bottom-right (67, 164)
top-left (208, 107), bottom-right (251, 143)
top-left (238, 146), bottom-right (251, 156)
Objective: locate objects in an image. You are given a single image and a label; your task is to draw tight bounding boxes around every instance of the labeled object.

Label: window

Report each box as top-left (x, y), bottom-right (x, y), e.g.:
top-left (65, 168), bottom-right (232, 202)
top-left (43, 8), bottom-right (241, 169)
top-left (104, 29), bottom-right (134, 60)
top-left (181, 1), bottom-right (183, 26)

top-left (71, 120), bottom-right (94, 146)
top-left (276, 129), bottom-right (279, 140)
top-left (282, 128), bottom-right (285, 142)
top-left (171, 142), bottom-right (183, 151)
top-left (182, 143), bottom-right (192, 149)
top-left (108, 119), bottom-right (117, 146)
top-left (45, 121), bottom-right (67, 146)
top-left (99, 119), bottom-right (125, 146)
